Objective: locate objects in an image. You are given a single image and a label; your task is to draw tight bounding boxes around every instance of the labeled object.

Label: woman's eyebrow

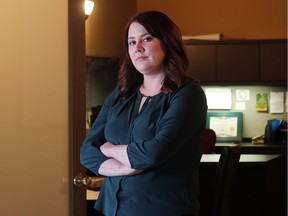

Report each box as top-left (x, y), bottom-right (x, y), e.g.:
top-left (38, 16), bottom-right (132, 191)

top-left (128, 33), bottom-right (150, 40)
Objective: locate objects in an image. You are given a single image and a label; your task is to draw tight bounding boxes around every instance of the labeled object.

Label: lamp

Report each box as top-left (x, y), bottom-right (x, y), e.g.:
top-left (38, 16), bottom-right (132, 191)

top-left (85, 0), bottom-right (94, 20)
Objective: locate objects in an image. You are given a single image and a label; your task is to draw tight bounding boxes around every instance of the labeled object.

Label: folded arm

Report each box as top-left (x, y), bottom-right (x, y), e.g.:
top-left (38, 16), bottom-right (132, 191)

top-left (98, 157), bottom-right (142, 176)
top-left (99, 142), bottom-right (143, 176)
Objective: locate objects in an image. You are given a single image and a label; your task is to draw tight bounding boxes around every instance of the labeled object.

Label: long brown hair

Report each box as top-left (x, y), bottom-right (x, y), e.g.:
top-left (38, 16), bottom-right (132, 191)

top-left (118, 11), bottom-right (189, 98)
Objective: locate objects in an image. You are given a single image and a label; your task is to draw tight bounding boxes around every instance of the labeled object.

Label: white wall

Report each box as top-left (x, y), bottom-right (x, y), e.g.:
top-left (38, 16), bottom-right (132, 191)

top-left (0, 1), bottom-right (69, 215)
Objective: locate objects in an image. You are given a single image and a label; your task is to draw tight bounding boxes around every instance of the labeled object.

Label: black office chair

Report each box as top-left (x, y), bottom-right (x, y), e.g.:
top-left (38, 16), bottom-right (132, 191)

top-left (211, 146), bottom-right (241, 216)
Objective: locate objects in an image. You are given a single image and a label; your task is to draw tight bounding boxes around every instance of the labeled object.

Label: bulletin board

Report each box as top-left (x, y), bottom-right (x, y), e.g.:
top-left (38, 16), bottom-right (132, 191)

top-left (206, 112), bottom-right (243, 142)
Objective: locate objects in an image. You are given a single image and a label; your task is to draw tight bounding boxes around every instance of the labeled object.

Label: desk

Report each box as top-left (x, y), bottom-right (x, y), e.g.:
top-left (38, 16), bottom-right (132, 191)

top-left (86, 155), bottom-right (280, 200)
top-left (87, 190), bottom-right (99, 200)
top-left (86, 154), bottom-right (286, 216)
top-left (199, 153), bottom-right (286, 216)
top-left (215, 142), bottom-right (287, 155)
top-left (201, 154), bottom-right (280, 163)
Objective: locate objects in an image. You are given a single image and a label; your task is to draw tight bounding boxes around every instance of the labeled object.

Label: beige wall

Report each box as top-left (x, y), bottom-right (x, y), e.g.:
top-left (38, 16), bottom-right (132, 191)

top-left (86, 0), bottom-right (287, 61)
top-left (0, 1), bottom-right (69, 215)
top-left (136, 0), bottom-right (287, 39)
top-left (85, 0), bottom-right (136, 61)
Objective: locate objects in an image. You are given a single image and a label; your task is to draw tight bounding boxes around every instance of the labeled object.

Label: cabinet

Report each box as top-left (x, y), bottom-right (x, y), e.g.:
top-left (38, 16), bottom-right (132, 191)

top-left (184, 39), bottom-right (287, 85)
top-left (260, 42), bottom-right (287, 82)
top-left (186, 45), bottom-right (216, 82)
top-left (217, 44), bottom-right (259, 81)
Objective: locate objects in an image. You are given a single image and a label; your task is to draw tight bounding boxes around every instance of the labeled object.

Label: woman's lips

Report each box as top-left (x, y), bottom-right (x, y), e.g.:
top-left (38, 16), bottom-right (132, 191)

top-left (136, 56), bottom-right (147, 61)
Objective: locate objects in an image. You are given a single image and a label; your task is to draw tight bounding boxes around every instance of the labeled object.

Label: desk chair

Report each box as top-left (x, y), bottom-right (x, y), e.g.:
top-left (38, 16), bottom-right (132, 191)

top-left (211, 146), bottom-right (241, 216)
top-left (201, 128), bottom-right (217, 154)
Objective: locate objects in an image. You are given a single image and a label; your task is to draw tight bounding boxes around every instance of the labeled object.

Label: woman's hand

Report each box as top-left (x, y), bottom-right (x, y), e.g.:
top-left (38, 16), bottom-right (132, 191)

top-left (100, 142), bottom-right (130, 167)
top-left (100, 142), bottom-right (114, 158)
top-left (98, 158), bottom-right (143, 177)
top-left (99, 142), bottom-right (144, 176)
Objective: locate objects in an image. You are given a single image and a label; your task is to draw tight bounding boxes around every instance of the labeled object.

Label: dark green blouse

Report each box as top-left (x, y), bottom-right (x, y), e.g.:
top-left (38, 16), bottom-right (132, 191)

top-left (80, 79), bottom-right (207, 216)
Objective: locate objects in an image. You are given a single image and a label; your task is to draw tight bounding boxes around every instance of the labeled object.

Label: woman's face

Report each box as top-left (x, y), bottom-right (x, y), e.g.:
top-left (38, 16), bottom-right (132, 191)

top-left (128, 22), bottom-right (165, 76)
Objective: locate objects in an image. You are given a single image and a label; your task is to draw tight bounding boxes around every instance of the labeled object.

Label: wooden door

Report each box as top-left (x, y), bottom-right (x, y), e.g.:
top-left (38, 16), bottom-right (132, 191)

top-left (68, 0), bottom-right (87, 215)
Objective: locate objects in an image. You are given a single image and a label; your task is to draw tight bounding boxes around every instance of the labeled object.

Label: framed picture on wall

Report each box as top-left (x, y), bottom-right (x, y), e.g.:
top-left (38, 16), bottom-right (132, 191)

top-left (206, 112), bottom-right (243, 142)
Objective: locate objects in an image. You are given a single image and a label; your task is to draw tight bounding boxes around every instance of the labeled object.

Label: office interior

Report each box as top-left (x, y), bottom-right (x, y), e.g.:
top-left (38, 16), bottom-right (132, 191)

top-left (84, 1), bottom-right (287, 216)
top-left (0, 0), bottom-right (286, 216)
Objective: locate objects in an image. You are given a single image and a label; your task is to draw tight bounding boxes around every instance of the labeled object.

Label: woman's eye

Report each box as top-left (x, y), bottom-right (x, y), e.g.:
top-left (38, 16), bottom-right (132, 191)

top-left (128, 41), bottom-right (136, 46)
top-left (143, 37), bottom-right (153, 42)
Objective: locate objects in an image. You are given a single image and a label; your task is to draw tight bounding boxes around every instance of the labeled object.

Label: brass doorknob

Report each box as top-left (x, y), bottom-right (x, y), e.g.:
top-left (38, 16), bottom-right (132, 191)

top-left (73, 173), bottom-right (104, 190)
top-left (73, 173), bottom-right (92, 187)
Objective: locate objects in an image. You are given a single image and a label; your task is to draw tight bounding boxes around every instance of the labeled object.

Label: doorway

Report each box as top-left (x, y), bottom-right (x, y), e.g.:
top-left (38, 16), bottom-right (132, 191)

top-left (68, 0), bottom-right (87, 215)
top-left (68, 1), bottom-right (137, 215)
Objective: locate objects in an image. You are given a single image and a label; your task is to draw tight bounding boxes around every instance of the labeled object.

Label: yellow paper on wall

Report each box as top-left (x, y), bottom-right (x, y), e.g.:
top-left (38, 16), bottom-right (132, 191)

top-left (256, 93), bottom-right (268, 111)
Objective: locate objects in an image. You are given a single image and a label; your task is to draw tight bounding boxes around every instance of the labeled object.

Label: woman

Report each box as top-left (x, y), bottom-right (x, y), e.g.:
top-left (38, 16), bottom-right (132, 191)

top-left (80, 11), bottom-right (207, 216)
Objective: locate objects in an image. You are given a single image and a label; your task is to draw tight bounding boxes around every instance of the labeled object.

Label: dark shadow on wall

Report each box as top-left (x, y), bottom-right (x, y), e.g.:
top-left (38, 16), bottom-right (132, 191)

top-left (86, 56), bottom-right (119, 109)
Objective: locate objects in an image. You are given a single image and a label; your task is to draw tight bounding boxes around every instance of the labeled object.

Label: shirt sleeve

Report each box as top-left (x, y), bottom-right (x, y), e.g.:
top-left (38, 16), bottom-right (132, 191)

top-left (127, 81), bottom-right (207, 169)
top-left (80, 87), bottom-right (119, 175)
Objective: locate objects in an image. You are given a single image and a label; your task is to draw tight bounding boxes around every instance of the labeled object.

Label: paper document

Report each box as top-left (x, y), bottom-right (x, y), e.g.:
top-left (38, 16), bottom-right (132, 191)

top-left (270, 92), bottom-right (284, 113)
top-left (205, 88), bottom-right (232, 109)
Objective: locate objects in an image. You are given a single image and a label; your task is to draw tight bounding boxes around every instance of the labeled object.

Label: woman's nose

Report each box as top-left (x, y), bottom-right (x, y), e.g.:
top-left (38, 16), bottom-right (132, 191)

top-left (135, 42), bottom-right (144, 53)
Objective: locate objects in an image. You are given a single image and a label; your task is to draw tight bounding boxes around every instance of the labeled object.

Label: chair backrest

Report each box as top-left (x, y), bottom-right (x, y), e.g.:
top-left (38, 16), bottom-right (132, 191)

top-left (212, 146), bottom-right (241, 216)
top-left (201, 128), bottom-right (217, 154)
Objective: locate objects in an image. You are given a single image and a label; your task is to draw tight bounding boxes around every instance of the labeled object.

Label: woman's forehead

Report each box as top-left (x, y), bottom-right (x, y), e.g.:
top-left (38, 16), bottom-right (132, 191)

top-left (128, 22), bottom-right (149, 38)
